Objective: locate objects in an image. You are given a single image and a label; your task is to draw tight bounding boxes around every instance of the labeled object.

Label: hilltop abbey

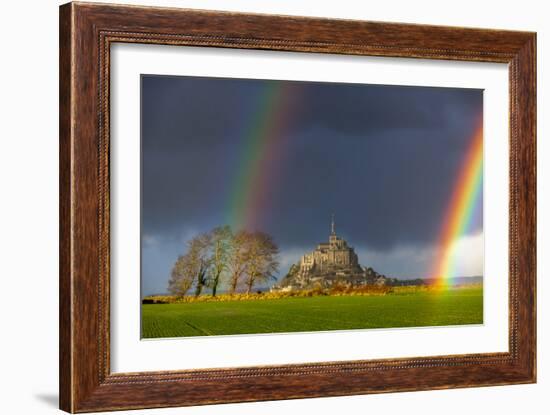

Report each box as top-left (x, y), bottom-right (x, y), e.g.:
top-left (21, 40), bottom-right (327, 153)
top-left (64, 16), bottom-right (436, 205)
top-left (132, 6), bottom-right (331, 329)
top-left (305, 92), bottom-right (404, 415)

top-left (275, 216), bottom-right (385, 291)
top-left (298, 215), bottom-right (362, 276)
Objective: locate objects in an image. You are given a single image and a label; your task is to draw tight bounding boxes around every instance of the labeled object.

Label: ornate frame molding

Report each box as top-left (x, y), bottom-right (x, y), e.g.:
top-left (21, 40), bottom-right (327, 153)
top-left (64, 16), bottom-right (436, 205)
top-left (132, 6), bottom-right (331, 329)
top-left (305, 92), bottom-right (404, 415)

top-left (60, 2), bottom-right (536, 412)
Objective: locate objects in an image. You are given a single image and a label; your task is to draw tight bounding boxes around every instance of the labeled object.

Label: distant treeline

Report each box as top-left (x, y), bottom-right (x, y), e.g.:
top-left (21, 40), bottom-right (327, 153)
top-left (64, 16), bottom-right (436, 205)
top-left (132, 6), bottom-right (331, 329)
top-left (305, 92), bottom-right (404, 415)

top-left (385, 278), bottom-right (426, 286)
top-left (168, 225), bottom-right (279, 297)
top-left (146, 283), bottom-right (395, 304)
top-left (143, 282), bottom-right (482, 305)
top-left (386, 276), bottom-right (483, 286)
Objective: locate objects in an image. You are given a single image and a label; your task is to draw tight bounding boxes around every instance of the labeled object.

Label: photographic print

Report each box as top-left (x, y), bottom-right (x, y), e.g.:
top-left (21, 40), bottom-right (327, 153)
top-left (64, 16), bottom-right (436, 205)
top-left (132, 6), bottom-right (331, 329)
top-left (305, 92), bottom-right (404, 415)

top-left (59, 5), bottom-right (537, 410)
top-left (141, 75), bottom-right (484, 339)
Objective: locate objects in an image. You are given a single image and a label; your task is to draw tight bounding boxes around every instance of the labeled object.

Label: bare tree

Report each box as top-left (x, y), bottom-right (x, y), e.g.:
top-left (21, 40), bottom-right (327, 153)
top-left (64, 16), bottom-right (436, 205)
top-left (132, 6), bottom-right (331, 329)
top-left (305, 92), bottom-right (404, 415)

top-left (244, 232), bottom-right (280, 294)
top-left (168, 227), bottom-right (280, 297)
top-left (193, 232), bottom-right (213, 296)
top-left (168, 253), bottom-right (196, 296)
top-left (227, 230), bottom-right (252, 294)
top-left (168, 232), bottom-right (213, 297)
top-left (207, 225), bottom-right (233, 297)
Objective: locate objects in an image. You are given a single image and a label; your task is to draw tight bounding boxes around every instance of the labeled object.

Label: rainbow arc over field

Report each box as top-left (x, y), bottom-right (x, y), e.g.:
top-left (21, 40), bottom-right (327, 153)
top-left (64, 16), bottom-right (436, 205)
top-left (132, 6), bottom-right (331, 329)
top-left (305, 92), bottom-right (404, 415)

top-left (225, 82), bottom-right (300, 231)
top-left (431, 121), bottom-right (484, 286)
top-left (223, 80), bottom-right (483, 286)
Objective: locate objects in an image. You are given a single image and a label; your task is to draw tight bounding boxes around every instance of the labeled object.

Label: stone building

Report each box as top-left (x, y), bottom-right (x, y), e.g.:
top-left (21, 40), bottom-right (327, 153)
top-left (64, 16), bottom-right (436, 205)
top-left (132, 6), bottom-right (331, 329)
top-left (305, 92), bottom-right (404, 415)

top-left (298, 215), bottom-right (361, 277)
top-left (275, 215), bottom-right (369, 291)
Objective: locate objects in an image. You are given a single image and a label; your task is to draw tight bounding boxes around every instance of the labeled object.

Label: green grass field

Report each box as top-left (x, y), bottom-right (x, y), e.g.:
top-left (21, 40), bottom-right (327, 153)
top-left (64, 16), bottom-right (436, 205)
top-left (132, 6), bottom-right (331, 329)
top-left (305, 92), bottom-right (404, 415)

top-left (141, 287), bottom-right (483, 338)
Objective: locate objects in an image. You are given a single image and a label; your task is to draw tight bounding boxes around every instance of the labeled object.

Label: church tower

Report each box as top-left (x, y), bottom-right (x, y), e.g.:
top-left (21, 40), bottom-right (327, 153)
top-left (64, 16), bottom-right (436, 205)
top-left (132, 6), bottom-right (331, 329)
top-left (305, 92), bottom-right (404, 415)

top-left (329, 214), bottom-right (340, 247)
top-left (329, 214), bottom-right (337, 243)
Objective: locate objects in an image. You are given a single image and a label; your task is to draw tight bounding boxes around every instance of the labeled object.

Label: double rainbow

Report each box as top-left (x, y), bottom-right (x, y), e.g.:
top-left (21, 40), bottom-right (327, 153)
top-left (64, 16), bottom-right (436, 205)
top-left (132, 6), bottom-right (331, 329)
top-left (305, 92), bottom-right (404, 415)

top-left (223, 80), bottom-right (483, 286)
top-left (431, 121), bottom-right (484, 286)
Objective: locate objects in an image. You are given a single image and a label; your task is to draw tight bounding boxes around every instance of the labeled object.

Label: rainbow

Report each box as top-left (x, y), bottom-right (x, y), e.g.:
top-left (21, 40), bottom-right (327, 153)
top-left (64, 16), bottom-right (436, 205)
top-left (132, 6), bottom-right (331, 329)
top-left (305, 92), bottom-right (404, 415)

top-left (225, 82), bottom-right (301, 230)
top-left (431, 121), bottom-right (484, 286)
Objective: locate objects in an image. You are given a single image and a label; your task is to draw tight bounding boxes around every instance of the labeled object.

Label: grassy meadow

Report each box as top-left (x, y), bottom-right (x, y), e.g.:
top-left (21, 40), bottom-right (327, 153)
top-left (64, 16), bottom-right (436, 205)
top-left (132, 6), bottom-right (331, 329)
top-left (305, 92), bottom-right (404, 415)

top-left (141, 286), bottom-right (483, 338)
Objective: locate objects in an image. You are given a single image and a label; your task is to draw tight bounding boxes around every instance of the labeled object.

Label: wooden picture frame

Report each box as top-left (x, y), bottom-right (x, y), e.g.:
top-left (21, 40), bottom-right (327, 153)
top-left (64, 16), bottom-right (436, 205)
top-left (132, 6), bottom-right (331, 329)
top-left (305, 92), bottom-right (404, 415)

top-left (59, 2), bottom-right (536, 412)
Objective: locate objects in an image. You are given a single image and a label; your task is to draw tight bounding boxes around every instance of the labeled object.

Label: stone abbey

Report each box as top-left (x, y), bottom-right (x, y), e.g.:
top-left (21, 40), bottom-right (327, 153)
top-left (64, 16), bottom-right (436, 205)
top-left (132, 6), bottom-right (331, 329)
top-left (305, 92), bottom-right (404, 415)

top-left (275, 215), bottom-right (382, 291)
top-left (298, 215), bottom-right (361, 277)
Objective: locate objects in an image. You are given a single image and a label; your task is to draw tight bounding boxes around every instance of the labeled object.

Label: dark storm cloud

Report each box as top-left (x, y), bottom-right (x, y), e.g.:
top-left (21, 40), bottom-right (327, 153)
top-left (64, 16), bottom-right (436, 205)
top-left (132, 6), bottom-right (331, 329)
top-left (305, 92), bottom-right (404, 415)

top-left (298, 82), bottom-right (480, 136)
top-left (142, 76), bottom-right (263, 150)
top-left (140, 75), bottom-right (483, 295)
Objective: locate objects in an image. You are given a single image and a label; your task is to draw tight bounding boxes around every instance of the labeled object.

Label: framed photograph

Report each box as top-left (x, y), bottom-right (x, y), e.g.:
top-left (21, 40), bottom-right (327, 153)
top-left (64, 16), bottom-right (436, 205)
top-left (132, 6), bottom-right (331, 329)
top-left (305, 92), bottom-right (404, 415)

top-left (59, 2), bottom-right (536, 412)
